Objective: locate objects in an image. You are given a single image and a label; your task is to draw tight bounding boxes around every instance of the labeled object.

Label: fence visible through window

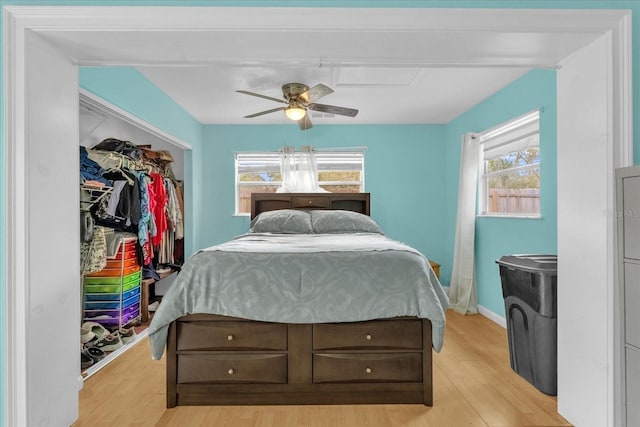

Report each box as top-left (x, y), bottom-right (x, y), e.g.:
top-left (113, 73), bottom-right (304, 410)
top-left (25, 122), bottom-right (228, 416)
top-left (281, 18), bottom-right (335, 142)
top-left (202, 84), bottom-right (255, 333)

top-left (478, 110), bottom-right (541, 217)
top-left (487, 188), bottom-right (540, 215)
top-left (235, 150), bottom-right (364, 215)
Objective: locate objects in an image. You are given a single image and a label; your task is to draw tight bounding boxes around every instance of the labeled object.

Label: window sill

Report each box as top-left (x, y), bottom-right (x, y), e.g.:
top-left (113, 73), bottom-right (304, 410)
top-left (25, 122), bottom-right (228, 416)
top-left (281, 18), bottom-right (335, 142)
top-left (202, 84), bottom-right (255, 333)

top-left (477, 214), bottom-right (542, 220)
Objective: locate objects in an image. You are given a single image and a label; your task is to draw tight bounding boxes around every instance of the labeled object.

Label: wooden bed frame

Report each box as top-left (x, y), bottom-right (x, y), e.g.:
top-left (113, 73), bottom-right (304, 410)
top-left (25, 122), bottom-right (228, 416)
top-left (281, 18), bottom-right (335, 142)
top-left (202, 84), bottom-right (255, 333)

top-left (165, 193), bottom-right (433, 407)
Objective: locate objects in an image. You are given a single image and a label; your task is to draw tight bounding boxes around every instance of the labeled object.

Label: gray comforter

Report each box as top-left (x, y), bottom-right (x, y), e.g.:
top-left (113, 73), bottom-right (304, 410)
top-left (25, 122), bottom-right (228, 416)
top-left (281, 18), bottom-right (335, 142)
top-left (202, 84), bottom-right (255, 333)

top-left (148, 233), bottom-right (449, 360)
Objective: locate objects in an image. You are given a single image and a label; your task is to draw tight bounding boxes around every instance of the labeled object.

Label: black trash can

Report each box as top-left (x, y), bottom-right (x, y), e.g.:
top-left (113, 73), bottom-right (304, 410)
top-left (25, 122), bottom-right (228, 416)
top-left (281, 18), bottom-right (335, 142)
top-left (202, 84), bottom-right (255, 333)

top-left (496, 254), bottom-right (557, 396)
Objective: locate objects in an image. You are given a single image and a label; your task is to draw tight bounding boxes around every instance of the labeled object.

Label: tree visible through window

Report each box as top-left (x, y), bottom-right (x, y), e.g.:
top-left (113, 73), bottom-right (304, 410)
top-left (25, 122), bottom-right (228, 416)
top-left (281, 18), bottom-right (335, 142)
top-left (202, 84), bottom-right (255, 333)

top-left (479, 111), bottom-right (540, 217)
top-left (235, 151), bottom-right (364, 215)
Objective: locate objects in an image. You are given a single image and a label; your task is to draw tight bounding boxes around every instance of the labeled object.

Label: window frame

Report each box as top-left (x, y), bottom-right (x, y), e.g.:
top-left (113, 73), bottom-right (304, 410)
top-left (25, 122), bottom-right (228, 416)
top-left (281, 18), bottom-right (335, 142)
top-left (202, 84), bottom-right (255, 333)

top-left (235, 149), bottom-right (365, 216)
top-left (477, 110), bottom-right (541, 219)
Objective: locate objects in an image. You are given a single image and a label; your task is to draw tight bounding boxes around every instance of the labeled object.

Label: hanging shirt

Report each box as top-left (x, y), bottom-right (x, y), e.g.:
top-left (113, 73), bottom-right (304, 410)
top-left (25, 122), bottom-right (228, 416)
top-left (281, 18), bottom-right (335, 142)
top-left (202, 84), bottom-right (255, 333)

top-left (150, 172), bottom-right (167, 246)
top-left (136, 171), bottom-right (151, 245)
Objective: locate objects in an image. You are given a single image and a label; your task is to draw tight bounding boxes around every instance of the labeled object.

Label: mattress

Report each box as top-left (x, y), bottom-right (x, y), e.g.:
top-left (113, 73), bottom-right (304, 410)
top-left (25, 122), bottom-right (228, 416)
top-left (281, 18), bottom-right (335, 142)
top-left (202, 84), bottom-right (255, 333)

top-left (148, 232), bottom-right (449, 360)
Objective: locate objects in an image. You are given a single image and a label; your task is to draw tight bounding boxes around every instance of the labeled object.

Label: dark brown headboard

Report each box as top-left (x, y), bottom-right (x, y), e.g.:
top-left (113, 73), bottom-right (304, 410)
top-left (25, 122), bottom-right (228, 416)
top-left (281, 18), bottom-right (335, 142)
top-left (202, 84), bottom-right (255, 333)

top-left (251, 193), bottom-right (370, 219)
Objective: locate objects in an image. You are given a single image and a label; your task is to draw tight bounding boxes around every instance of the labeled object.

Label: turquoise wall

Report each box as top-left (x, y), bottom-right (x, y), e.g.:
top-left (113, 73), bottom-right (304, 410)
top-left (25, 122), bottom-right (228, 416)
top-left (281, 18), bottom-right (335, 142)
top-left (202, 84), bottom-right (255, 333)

top-left (1, 1), bottom-right (639, 426)
top-left (200, 124), bottom-right (449, 270)
top-left (444, 70), bottom-right (558, 316)
top-left (79, 67), bottom-right (204, 257)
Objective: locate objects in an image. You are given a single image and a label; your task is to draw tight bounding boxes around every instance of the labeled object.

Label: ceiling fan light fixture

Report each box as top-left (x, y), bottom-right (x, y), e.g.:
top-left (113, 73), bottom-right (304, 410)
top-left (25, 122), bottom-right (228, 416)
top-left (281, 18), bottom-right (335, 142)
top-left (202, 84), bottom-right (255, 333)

top-left (285, 106), bottom-right (306, 121)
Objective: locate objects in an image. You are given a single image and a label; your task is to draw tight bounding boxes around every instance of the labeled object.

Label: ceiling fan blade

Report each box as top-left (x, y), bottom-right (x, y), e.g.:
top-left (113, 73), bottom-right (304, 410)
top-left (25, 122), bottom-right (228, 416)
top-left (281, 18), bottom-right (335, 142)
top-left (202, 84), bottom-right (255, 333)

top-left (308, 103), bottom-right (358, 117)
top-left (244, 106), bottom-right (285, 118)
top-left (299, 84), bottom-right (334, 104)
top-left (298, 113), bottom-right (313, 130)
top-left (236, 90), bottom-right (287, 104)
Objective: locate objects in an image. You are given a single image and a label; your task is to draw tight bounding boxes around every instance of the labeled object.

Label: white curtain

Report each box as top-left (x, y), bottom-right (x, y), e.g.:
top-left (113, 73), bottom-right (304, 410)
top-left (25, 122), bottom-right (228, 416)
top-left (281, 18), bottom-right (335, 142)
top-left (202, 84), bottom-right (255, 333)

top-left (277, 145), bottom-right (328, 193)
top-left (449, 133), bottom-right (479, 315)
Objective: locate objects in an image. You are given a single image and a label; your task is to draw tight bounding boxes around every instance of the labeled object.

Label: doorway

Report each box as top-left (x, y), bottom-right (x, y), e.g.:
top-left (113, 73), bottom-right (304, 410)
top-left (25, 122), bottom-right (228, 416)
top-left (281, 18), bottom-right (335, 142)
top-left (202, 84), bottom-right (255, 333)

top-left (2, 6), bottom-right (632, 427)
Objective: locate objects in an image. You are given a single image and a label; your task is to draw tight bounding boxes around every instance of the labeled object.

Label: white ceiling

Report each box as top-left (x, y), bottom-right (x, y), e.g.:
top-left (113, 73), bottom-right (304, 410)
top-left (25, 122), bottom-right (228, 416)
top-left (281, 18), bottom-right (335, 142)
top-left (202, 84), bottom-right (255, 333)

top-left (138, 65), bottom-right (531, 124)
top-left (41, 7), bottom-right (616, 126)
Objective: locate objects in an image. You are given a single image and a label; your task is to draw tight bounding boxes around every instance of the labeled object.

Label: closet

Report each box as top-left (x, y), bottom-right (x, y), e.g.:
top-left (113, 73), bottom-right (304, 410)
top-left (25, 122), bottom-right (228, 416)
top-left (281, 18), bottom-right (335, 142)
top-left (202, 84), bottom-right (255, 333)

top-left (79, 90), bottom-right (190, 377)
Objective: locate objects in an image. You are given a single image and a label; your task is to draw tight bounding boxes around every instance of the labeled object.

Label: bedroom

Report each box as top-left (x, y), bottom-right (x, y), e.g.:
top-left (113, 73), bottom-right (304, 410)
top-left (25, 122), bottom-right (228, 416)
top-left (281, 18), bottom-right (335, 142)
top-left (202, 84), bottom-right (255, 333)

top-left (1, 3), bottom-right (635, 427)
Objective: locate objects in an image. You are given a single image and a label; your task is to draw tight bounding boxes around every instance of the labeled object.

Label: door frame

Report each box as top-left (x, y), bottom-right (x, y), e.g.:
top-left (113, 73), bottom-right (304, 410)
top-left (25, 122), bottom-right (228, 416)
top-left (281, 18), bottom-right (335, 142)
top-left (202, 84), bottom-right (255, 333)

top-left (2, 6), bottom-right (632, 426)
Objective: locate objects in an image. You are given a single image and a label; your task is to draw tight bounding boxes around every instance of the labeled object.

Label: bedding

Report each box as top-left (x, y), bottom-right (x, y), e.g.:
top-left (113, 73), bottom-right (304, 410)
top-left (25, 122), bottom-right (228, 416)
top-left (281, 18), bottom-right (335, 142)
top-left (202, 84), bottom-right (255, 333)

top-left (249, 209), bottom-right (313, 234)
top-left (310, 209), bottom-right (383, 234)
top-left (148, 229), bottom-right (449, 360)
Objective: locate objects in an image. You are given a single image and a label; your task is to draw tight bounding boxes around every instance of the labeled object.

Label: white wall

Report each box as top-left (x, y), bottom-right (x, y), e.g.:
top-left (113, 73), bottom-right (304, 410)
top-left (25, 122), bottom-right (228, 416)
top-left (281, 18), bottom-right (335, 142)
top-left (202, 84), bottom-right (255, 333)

top-left (24, 32), bottom-right (80, 426)
top-left (557, 32), bottom-right (616, 427)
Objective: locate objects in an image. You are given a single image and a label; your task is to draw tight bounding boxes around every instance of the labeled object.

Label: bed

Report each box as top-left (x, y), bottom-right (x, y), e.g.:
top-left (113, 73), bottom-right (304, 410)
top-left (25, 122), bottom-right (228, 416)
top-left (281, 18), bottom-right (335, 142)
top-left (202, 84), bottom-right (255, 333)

top-left (147, 193), bottom-right (448, 407)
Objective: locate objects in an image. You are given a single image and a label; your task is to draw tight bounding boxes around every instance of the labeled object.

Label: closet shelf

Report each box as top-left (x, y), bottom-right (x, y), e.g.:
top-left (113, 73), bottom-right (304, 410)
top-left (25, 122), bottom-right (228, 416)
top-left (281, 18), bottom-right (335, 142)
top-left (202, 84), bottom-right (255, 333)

top-left (80, 184), bottom-right (113, 212)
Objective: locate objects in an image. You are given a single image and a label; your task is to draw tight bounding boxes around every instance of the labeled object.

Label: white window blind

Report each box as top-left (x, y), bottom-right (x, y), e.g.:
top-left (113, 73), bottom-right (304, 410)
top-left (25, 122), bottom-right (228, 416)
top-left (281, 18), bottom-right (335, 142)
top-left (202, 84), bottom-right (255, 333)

top-left (480, 111), bottom-right (540, 157)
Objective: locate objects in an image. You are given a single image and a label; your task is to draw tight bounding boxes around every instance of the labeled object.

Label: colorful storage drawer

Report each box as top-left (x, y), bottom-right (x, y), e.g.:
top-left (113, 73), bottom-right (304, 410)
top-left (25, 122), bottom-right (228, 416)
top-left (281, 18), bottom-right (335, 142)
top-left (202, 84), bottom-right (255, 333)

top-left (84, 293), bottom-right (141, 310)
top-left (84, 303), bottom-right (140, 319)
top-left (85, 286), bottom-right (140, 302)
top-left (113, 241), bottom-right (137, 256)
top-left (85, 264), bottom-right (140, 277)
top-left (84, 271), bottom-right (141, 292)
top-left (104, 256), bottom-right (139, 270)
top-left (85, 236), bottom-right (139, 277)
top-left (83, 308), bottom-right (140, 327)
top-left (83, 236), bottom-right (141, 329)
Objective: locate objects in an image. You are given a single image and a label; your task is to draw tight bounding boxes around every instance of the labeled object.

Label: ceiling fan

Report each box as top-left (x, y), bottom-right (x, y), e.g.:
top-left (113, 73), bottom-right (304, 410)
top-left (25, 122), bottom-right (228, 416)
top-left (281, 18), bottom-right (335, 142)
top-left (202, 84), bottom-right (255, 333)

top-left (236, 83), bottom-right (358, 130)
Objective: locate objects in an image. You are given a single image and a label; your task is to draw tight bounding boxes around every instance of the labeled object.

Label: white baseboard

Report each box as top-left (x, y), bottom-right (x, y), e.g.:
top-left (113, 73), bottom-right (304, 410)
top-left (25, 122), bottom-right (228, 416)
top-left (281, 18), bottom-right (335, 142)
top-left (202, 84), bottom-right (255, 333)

top-left (441, 286), bottom-right (506, 329)
top-left (478, 305), bottom-right (506, 329)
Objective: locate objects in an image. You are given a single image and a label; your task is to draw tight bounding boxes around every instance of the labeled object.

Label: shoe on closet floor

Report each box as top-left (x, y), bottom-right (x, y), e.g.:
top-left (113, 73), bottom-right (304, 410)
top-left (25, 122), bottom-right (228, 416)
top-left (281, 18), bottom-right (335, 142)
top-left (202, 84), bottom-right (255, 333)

top-left (82, 345), bottom-right (106, 362)
top-left (82, 321), bottom-right (110, 340)
top-left (148, 301), bottom-right (160, 312)
top-left (80, 327), bottom-right (95, 344)
top-left (119, 326), bottom-right (137, 344)
top-left (87, 331), bottom-right (123, 352)
top-left (81, 351), bottom-right (94, 369)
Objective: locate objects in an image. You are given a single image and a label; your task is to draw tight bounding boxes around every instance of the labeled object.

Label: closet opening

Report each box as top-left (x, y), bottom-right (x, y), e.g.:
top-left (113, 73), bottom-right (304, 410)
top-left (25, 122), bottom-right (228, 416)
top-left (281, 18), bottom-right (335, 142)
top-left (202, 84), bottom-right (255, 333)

top-left (78, 89), bottom-right (191, 378)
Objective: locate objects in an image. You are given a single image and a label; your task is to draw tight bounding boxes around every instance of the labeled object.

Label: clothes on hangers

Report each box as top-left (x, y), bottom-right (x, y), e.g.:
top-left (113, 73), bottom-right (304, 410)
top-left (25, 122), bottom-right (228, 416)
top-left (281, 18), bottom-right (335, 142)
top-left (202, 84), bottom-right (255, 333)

top-left (150, 172), bottom-right (168, 247)
top-left (82, 140), bottom-right (185, 278)
top-left (136, 171), bottom-right (152, 245)
top-left (80, 146), bottom-right (112, 187)
top-left (106, 181), bottom-right (127, 218)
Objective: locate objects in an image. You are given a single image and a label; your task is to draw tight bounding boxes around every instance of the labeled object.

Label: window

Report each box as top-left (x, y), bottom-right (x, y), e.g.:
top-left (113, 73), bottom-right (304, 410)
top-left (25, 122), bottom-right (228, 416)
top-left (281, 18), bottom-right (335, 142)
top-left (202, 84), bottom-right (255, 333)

top-left (235, 150), bottom-right (365, 215)
top-left (478, 110), bottom-right (540, 217)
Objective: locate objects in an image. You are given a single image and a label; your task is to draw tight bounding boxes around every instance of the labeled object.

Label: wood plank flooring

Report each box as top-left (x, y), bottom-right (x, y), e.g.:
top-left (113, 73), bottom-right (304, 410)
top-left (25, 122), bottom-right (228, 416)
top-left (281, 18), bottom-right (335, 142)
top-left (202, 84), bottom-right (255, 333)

top-left (74, 310), bottom-right (572, 427)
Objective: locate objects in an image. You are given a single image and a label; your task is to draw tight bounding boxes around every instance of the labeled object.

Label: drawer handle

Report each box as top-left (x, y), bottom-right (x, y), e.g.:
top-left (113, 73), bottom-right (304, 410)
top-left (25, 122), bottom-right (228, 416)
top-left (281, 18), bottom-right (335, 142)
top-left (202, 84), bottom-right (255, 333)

top-left (228, 368), bottom-right (235, 375)
top-left (365, 367), bottom-right (372, 374)
top-left (308, 200), bottom-right (312, 205)
top-left (227, 334), bottom-right (234, 341)
top-left (365, 334), bottom-right (372, 341)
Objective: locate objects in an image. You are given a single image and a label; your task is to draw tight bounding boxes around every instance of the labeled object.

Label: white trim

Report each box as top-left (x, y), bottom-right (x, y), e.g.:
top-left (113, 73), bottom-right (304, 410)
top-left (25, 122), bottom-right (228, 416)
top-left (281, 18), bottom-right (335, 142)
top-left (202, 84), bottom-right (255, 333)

top-left (4, 9), bottom-right (28, 427)
top-left (612, 13), bottom-right (633, 427)
top-left (478, 305), bottom-right (507, 329)
top-left (79, 89), bottom-right (192, 151)
top-left (1, 6), bottom-right (633, 426)
top-left (477, 109), bottom-right (541, 141)
top-left (556, 28), bottom-right (632, 426)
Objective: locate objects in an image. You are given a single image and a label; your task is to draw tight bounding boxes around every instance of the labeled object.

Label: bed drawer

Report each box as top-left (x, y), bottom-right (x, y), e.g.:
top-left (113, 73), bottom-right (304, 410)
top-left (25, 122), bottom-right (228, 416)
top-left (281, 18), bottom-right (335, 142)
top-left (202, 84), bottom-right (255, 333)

top-left (291, 196), bottom-right (331, 209)
top-left (177, 353), bottom-right (287, 384)
top-left (177, 321), bottom-right (287, 351)
top-left (313, 320), bottom-right (422, 350)
top-left (313, 353), bottom-right (422, 383)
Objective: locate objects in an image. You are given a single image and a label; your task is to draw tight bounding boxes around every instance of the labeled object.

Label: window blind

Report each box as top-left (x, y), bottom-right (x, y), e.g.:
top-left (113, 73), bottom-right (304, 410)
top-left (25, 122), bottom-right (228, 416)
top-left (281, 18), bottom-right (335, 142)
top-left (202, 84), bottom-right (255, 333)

top-left (480, 110), bottom-right (540, 160)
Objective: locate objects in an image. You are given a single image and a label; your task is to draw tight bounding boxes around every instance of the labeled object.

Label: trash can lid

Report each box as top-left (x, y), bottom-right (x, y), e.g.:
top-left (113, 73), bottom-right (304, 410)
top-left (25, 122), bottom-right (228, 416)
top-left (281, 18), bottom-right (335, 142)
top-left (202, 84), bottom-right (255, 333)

top-left (495, 254), bottom-right (557, 273)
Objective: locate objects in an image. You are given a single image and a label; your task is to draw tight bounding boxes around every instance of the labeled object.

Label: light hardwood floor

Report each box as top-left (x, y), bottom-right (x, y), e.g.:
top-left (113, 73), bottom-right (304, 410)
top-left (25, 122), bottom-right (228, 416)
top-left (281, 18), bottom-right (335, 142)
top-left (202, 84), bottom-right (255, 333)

top-left (74, 310), bottom-right (572, 427)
